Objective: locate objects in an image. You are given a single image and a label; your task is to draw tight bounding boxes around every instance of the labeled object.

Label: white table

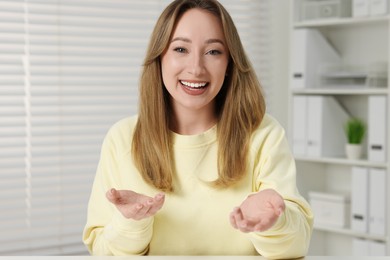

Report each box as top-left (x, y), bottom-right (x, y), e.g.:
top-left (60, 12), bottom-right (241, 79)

top-left (2, 256), bottom-right (390, 260)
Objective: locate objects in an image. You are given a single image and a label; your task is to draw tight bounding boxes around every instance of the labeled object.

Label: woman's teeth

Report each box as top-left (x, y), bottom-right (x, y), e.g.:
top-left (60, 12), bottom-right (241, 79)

top-left (181, 81), bottom-right (207, 88)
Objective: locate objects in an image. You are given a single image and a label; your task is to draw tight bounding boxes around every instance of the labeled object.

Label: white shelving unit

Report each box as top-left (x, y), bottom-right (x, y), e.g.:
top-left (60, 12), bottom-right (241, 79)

top-left (289, 0), bottom-right (390, 256)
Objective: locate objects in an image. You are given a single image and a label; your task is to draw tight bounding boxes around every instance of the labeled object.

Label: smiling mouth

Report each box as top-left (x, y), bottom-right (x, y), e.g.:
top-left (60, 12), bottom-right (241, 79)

top-left (180, 80), bottom-right (209, 89)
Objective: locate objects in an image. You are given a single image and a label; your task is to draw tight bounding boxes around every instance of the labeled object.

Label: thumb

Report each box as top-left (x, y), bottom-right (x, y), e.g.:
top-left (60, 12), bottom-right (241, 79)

top-left (271, 200), bottom-right (285, 216)
top-left (267, 194), bottom-right (285, 216)
top-left (106, 188), bottom-right (119, 203)
top-left (275, 205), bottom-right (285, 216)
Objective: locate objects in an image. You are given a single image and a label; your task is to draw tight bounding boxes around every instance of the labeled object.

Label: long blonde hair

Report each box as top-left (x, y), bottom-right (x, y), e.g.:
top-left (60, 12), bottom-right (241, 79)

top-left (132, 0), bottom-right (265, 192)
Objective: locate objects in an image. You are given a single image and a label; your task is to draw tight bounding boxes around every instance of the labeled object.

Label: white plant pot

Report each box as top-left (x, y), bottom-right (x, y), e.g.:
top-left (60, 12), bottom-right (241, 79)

top-left (345, 143), bottom-right (363, 160)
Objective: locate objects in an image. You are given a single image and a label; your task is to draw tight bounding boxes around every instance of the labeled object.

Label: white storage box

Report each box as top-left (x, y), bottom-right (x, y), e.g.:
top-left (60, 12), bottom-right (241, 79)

top-left (301, 0), bottom-right (352, 21)
top-left (309, 191), bottom-right (351, 228)
top-left (370, 0), bottom-right (389, 16)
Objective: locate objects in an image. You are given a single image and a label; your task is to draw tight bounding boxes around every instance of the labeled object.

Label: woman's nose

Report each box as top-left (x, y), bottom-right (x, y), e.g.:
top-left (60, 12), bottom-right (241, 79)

top-left (188, 54), bottom-right (205, 76)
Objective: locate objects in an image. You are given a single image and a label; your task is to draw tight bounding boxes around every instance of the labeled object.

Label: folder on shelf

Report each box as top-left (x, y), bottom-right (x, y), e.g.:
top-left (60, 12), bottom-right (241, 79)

top-left (352, 238), bottom-right (387, 256)
top-left (368, 240), bottom-right (387, 256)
top-left (353, 0), bottom-right (370, 17)
top-left (306, 96), bottom-right (349, 157)
top-left (368, 96), bottom-right (387, 162)
top-left (292, 96), bottom-right (349, 157)
top-left (369, 168), bottom-right (387, 236)
top-left (351, 166), bottom-right (369, 233)
top-left (292, 96), bottom-right (307, 156)
top-left (290, 29), bottom-right (340, 89)
top-left (352, 238), bottom-right (369, 256)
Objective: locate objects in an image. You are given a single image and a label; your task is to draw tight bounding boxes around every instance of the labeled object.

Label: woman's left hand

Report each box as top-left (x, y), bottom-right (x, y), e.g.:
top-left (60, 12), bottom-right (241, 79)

top-left (229, 189), bottom-right (285, 233)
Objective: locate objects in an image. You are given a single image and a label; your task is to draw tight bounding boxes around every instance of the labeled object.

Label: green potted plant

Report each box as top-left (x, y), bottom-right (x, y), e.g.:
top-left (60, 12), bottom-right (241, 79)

top-left (344, 118), bottom-right (366, 160)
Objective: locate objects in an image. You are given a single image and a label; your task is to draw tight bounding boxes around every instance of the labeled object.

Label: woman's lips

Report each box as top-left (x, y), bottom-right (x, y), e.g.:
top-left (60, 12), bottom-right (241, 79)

top-left (180, 80), bottom-right (209, 95)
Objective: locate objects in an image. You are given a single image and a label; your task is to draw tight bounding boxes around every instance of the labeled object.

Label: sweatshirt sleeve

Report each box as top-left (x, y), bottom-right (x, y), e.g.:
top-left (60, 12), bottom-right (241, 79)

top-left (82, 122), bottom-right (153, 255)
top-left (248, 116), bottom-right (314, 259)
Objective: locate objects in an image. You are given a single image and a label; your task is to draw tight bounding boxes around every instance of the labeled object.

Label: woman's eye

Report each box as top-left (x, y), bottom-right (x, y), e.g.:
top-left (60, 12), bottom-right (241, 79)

top-left (174, 47), bottom-right (187, 53)
top-left (207, 49), bottom-right (222, 55)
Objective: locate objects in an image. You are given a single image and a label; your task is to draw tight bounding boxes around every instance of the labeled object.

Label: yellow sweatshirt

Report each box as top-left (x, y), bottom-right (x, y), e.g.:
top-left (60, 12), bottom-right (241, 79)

top-left (83, 114), bottom-right (313, 259)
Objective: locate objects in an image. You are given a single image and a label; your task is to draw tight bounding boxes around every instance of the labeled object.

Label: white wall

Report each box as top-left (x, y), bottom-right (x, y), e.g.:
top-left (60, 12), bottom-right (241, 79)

top-left (267, 0), bottom-right (291, 130)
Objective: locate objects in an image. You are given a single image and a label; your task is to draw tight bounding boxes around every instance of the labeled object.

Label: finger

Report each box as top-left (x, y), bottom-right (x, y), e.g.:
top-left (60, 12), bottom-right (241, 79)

top-left (140, 194), bottom-right (165, 217)
top-left (235, 207), bottom-right (245, 225)
top-left (234, 208), bottom-right (251, 233)
top-left (145, 194), bottom-right (165, 216)
top-left (254, 222), bottom-right (264, 232)
top-left (153, 193), bottom-right (165, 204)
top-left (117, 202), bottom-right (146, 219)
top-left (266, 194), bottom-right (285, 216)
top-left (269, 200), bottom-right (285, 216)
top-left (255, 214), bottom-right (278, 232)
top-left (106, 188), bottom-right (119, 204)
top-left (129, 203), bottom-right (147, 220)
top-left (229, 208), bottom-right (239, 229)
top-left (276, 206), bottom-right (285, 216)
top-left (136, 202), bottom-right (153, 217)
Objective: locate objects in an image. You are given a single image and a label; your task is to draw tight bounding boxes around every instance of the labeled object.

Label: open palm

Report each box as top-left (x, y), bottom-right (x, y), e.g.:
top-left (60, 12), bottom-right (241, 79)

top-left (230, 189), bottom-right (285, 233)
top-left (106, 188), bottom-right (165, 220)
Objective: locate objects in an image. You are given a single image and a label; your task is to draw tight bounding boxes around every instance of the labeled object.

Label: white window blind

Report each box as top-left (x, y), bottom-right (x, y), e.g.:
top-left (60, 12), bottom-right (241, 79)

top-left (0, 0), bottom-right (161, 255)
top-left (220, 0), bottom-right (273, 111)
top-left (0, 0), bottom-right (273, 256)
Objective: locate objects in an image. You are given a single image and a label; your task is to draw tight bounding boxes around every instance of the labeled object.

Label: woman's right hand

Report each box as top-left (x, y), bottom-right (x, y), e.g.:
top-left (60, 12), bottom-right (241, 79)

top-left (106, 188), bottom-right (165, 220)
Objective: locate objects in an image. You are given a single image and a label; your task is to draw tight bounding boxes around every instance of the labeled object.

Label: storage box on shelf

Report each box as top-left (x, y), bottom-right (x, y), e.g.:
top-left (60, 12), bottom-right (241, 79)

top-left (309, 191), bottom-right (351, 228)
top-left (289, 0), bottom-right (389, 256)
top-left (300, 0), bottom-right (352, 22)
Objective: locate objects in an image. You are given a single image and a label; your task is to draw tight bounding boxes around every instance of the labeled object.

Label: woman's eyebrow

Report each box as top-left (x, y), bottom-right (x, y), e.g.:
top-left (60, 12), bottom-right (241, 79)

top-left (205, 38), bottom-right (225, 45)
top-left (171, 37), bottom-right (191, 43)
top-left (171, 37), bottom-right (225, 45)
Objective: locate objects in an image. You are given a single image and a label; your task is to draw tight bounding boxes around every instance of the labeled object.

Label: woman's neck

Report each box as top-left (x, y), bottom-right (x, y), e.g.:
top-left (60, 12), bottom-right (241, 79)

top-left (170, 106), bottom-right (217, 135)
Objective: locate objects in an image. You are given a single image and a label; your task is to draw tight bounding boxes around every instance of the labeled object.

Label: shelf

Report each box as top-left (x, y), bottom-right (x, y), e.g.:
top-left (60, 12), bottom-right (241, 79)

top-left (291, 88), bottom-right (388, 95)
top-left (291, 0), bottom-right (390, 255)
top-left (295, 156), bottom-right (388, 168)
top-left (294, 15), bottom-right (389, 28)
top-left (314, 224), bottom-right (388, 242)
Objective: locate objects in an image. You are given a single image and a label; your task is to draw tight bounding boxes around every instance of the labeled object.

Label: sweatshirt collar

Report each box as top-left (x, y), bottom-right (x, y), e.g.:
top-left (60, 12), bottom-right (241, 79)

top-left (171, 124), bottom-right (217, 148)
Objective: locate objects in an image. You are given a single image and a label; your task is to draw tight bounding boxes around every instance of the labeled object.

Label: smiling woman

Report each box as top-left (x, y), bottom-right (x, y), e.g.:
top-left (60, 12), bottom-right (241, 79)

top-left (83, 0), bottom-right (313, 258)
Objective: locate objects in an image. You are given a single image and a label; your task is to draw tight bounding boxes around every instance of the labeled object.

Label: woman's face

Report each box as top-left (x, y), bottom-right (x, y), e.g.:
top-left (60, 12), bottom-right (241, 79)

top-left (161, 8), bottom-right (229, 115)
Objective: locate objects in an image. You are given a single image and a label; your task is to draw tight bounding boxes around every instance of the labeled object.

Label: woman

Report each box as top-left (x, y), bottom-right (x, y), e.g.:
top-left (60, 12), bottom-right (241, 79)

top-left (83, 0), bottom-right (313, 258)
